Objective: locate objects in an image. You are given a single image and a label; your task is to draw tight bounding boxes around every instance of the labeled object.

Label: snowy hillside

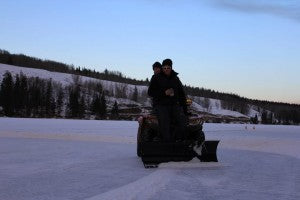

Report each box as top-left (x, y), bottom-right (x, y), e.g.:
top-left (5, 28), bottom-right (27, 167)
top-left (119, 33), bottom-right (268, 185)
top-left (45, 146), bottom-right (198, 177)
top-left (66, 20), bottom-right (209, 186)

top-left (0, 118), bottom-right (300, 200)
top-left (191, 96), bottom-right (253, 118)
top-left (0, 63), bottom-right (150, 105)
top-left (0, 63), bottom-right (261, 122)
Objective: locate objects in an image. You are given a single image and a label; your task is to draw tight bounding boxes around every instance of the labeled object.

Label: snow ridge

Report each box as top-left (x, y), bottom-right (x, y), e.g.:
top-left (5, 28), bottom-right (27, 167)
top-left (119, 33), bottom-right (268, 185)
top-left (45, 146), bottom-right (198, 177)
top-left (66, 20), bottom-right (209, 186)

top-left (85, 169), bottom-right (177, 200)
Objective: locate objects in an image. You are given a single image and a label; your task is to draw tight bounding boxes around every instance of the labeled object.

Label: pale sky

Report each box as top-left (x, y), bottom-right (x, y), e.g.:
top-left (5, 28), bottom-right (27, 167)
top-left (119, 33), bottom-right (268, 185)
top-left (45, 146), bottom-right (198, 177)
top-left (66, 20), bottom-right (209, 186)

top-left (1, 0), bottom-right (299, 104)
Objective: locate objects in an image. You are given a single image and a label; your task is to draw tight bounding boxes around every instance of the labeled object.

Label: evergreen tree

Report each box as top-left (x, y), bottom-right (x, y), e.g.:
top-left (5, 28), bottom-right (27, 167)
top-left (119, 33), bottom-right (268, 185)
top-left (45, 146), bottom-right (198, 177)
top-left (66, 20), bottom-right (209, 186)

top-left (291, 110), bottom-right (300, 124)
top-left (13, 74), bottom-right (21, 114)
top-left (251, 114), bottom-right (258, 124)
top-left (27, 78), bottom-right (39, 116)
top-left (132, 86), bottom-right (138, 102)
top-left (91, 93), bottom-right (100, 116)
top-left (32, 77), bottom-right (44, 116)
top-left (67, 85), bottom-right (81, 118)
top-left (45, 79), bottom-right (54, 117)
top-left (203, 97), bottom-right (210, 111)
top-left (56, 87), bottom-right (64, 117)
top-left (95, 82), bottom-right (103, 93)
top-left (78, 95), bottom-right (85, 118)
top-left (240, 103), bottom-right (249, 115)
top-left (7, 55), bottom-right (13, 65)
top-left (0, 71), bottom-right (14, 116)
top-left (111, 101), bottom-right (119, 119)
top-left (29, 77), bottom-right (38, 116)
top-left (100, 93), bottom-right (107, 118)
top-left (261, 111), bottom-right (268, 124)
top-left (268, 112), bottom-right (273, 124)
top-left (90, 92), bottom-right (107, 119)
top-left (19, 73), bottom-right (28, 116)
top-left (67, 84), bottom-right (85, 118)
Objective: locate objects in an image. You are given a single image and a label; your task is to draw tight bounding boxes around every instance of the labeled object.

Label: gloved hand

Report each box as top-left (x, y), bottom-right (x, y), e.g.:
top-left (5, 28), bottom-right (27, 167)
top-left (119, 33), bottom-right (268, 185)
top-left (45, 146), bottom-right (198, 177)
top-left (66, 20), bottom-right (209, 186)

top-left (165, 88), bottom-right (174, 96)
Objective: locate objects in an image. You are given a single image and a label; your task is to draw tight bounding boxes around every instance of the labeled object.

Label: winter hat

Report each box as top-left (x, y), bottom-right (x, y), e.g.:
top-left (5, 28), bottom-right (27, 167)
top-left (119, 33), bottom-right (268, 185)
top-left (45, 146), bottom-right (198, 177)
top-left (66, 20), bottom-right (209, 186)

top-left (162, 59), bottom-right (173, 68)
top-left (152, 62), bottom-right (162, 69)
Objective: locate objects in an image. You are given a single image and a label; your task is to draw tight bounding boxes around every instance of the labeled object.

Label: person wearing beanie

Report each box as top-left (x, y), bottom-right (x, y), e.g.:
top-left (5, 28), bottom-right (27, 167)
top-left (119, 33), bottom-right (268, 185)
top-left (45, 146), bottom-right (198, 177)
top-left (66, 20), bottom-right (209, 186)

top-left (152, 61), bottom-right (162, 75)
top-left (162, 58), bottom-right (172, 68)
top-left (150, 61), bottom-right (162, 114)
top-left (148, 61), bottom-right (163, 141)
top-left (148, 59), bottom-right (187, 142)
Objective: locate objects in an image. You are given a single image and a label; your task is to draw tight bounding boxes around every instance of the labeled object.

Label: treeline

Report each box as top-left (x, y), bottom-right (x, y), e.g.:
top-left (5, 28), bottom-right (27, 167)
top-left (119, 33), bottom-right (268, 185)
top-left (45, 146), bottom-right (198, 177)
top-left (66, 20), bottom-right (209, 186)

top-left (185, 85), bottom-right (300, 124)
top-left (0, 71), bottom-right (120, 119)
top-left (0, 49), bottom-right (147, 86)
top-left (1, 49), bottom-right (300, 124)
top-left (186, 86), bottom-right (254, 115)
top-left (250, 99), bottom-right (300, 125)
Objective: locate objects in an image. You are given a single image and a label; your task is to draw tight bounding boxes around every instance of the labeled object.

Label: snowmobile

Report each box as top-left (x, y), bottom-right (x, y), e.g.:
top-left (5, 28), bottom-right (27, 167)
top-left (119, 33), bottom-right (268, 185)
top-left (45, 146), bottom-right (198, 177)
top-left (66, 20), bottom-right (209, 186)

top-left (137, 99), bottom-right (219, 168)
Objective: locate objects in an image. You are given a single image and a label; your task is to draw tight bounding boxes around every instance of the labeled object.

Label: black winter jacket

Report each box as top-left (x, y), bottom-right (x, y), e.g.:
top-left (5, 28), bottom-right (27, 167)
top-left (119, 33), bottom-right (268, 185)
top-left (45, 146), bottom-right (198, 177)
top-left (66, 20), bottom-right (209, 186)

top-left (148, 70), bottom-right (187, 113)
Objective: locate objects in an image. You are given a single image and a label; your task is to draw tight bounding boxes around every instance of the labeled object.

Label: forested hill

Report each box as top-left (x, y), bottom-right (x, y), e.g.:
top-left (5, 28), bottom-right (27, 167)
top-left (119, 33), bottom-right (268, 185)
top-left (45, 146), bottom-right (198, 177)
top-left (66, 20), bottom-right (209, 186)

top-left (0, 49), bottom-right (148, 85)
top-left (1, 49), bottom-right (299, 124)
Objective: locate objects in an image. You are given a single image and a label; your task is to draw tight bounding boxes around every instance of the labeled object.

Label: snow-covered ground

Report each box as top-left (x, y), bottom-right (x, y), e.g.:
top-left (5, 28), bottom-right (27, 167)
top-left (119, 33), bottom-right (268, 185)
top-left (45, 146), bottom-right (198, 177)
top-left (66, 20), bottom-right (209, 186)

top-left (0, 118), bottom-right (300, 200)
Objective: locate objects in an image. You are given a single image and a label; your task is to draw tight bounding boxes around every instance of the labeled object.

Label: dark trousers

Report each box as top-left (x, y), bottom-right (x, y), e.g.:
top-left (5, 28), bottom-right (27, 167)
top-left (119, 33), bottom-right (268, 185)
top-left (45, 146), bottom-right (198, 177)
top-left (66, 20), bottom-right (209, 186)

top-left (156, 104), bottom-right (187, 142)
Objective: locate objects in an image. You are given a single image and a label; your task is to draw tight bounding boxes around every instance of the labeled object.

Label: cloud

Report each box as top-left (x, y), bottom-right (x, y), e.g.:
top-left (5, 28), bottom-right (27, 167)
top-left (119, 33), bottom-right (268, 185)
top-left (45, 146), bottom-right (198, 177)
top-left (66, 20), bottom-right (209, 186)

top-left (207, 0), bottom-right (300, 22)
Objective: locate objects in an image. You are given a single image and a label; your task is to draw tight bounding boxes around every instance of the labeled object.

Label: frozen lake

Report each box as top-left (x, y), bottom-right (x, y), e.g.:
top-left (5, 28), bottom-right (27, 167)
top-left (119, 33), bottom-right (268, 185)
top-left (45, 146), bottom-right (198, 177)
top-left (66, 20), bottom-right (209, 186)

top-left (0, 118), bottom-right (300, 200)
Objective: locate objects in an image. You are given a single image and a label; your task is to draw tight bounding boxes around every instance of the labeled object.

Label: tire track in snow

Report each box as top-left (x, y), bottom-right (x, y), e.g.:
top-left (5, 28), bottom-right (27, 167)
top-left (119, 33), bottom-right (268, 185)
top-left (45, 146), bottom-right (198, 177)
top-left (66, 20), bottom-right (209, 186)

top-left (85, 169), bottom-right (177, 200)
top-left (219, 138), bottom-right (300, 159)
top-left (0, 131), bottom-right (136, 144)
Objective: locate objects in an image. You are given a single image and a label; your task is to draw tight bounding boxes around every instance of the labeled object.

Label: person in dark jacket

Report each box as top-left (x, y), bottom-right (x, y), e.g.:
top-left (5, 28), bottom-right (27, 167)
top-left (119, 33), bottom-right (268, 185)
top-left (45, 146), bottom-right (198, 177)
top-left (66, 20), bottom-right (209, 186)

top-left (150, 62), bottom-right (162, 110)
top-left (148, 59), bottom-right (187, 142)
top-left (152, 61), bottom-right (162, 75)
top-left (149, 61), bottom-right (162, 141)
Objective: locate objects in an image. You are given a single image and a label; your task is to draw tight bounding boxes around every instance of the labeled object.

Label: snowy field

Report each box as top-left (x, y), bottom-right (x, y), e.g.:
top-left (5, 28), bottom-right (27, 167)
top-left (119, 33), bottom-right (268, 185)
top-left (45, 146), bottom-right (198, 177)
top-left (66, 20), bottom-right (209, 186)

top-left (0, 118), bottom-right (300, 200)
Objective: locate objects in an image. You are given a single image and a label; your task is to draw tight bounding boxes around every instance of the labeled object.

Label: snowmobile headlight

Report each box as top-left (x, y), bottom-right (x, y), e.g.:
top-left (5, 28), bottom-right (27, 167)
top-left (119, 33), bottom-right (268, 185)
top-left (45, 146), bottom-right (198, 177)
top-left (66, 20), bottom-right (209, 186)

top-left (186, 98), bottom-right (192, 106)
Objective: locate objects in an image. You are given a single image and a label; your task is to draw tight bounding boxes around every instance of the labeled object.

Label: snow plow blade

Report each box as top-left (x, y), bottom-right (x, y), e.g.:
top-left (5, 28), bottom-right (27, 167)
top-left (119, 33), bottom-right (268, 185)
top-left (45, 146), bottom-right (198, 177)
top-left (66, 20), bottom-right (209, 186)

top-left (200, 140), bottom-right (219, 162)
top-left (140, 140), bottom-right (219, 168)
